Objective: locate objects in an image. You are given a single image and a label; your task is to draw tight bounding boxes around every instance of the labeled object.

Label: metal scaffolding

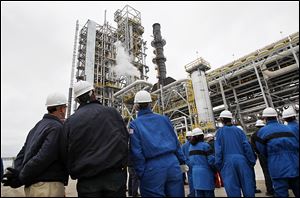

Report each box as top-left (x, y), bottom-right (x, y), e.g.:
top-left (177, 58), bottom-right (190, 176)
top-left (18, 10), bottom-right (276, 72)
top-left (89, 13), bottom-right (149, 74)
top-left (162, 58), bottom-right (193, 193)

top-left (70, 5), bottom-right (298, 138)
top-left (207, 32), bottom-right (299, 134)
top-left (73, 5), bottom-right (149, 108)
top-left (114, 5), bottom-right (149, 80)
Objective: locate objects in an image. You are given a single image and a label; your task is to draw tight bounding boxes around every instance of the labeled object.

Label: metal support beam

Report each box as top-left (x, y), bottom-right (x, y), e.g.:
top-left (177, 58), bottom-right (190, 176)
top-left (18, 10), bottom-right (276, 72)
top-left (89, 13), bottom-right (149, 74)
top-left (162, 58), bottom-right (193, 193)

top-left (232, 87), bottom-right (245, 128)
top-left (68, 20), bottom-right (79, 118)
top-left (289, 36), bottom-right (299, 68)
top-left (253, 63), bottom-right (269, 107)
top-left (219, 80), bottom-right (228, 110)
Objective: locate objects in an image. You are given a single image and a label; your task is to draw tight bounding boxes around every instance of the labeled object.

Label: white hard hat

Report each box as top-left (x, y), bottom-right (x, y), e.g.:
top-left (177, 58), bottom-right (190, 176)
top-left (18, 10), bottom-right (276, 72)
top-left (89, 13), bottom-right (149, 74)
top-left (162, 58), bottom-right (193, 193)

top-left (255, 119), bottom-right (265, 127)
top-left (73, 80), bottom-right (94, 98)
top-left (186, 131), bottom-right (192, 137)
top-left (236, 125), bottom-right (244, 131)
top-left (262, 107), bottom-right (278, 117)
top-left (191, 128), bottom-right (204, 136)
top-left (134, 90), bottom-right (152, 104)
top-left (46, 92), bottom-right (67, 107)
top-left (282, 107), bottom-right (296, 119)
top-left (219, 110), bottom-right (233, 119)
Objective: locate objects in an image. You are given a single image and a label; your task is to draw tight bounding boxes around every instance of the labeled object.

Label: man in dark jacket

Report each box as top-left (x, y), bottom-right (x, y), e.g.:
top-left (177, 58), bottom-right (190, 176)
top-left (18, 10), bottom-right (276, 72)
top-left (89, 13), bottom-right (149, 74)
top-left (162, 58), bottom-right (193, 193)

top-left (2, 92), bottom-right (69, 197)
top-left (62, 80), bottom-right (129, 197)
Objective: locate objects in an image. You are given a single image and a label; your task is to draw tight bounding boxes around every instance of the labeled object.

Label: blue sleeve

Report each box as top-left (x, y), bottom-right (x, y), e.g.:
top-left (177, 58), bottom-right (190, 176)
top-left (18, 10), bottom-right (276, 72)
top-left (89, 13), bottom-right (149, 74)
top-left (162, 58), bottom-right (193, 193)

top-left (206, 144), bottom-right (215, 167)
top-left (175, 142), bottom-right (186, 165)
top-left (241, 134), bottom-right (256, 166)
top-left (255, 129), bottom-right (267, 157)
top-left (182, 143), bottom-right (191, 166)
top-left (214, 130), bottom-right (223, 170)
top-left (164, 116), bottom-right (186, 164)
top-left (129, 121), bottom-right (146, 179)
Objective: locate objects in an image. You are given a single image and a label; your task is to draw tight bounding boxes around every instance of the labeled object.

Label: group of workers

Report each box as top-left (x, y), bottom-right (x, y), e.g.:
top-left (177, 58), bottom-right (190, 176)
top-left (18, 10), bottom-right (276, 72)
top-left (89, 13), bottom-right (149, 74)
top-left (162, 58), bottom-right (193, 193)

top-left (1, 80), bottom-right (299, 197)
top-left (181, 107), bottom-right (299, 197)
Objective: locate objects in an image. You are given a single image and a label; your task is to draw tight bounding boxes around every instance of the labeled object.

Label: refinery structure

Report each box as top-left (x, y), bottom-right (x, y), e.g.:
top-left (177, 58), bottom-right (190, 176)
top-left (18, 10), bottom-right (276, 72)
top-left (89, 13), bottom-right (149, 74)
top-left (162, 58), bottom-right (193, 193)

top-left (68, 5), bottom-right (299, 141)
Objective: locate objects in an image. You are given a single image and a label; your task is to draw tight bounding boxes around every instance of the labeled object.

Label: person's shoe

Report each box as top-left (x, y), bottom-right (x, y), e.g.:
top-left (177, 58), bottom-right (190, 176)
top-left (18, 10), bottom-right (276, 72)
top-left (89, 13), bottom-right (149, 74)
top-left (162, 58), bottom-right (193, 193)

top-left (265, 191), bottom-right (274, 196)
top-left (255, 189), bottom-right (262, 193)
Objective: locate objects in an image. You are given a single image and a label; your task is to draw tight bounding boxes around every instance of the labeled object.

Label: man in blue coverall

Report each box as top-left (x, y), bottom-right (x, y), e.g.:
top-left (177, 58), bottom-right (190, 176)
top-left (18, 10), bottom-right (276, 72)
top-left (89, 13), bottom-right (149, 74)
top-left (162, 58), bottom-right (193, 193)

top-left (129, 90), bottom-right (188, 197)
top-left (181, 131), bottom-right (195, 197)
top-left (254, 107), bottom-right (299, 197)
top-left (214, 110), bottom-right (256, 197)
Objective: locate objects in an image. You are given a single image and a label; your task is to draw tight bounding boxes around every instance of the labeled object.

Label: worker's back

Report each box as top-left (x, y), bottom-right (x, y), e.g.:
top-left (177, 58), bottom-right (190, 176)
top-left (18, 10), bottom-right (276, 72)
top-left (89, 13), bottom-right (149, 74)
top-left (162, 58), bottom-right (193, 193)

top-left (129, 107), bottom-right (185, 197)
top-left (256, 120), bottom-right (298, 178)
top-left (63, 101), bottom-right (128, 180)
top-left (214, 125), bottom-right (256, 197)
top-left (130, 108), bottom-right (179, 160)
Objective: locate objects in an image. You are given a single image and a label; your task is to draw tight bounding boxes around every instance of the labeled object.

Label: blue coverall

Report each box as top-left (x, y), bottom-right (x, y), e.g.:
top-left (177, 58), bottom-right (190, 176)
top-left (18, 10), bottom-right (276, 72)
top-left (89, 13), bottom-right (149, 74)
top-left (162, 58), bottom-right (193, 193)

top-left (182, 141), bottom-right (195, 197)
top-left (215, 125), bottom-right (256, 197)
top-left (189, 141), bottom-right (215, 197)
top-left (129, 107), bottom-right (186, 197)
top-left (287, 120), bottom-right (299, 141)
top-left (255, 120), bottom-right (299, 197)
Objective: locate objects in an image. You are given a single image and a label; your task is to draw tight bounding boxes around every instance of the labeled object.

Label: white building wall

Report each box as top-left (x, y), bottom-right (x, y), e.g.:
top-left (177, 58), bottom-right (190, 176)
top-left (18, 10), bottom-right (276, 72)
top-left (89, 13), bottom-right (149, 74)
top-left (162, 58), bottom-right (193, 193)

top-left (191, 69), bottom-right (214, 124)
top-left (85, 20), bottom-right (96, 85)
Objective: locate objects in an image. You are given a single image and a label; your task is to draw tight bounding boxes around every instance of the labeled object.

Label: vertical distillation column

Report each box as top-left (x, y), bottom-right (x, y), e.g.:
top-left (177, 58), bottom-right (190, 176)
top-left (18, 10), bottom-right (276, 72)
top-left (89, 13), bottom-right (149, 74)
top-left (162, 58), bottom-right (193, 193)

top-left (84, 20), bottom-right (97, 85)
top-left (67, 20), bottom-right (79, 117)
top-left (185, 58), bottom-right (215, 131)
top-left (151, 23), bottom-right (167, 86)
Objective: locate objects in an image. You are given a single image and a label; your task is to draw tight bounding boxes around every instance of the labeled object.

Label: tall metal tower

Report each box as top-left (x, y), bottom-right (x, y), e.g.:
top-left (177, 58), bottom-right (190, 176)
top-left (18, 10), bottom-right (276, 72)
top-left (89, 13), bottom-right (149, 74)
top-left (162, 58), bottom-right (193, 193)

top-left (185, 58), bottom-right (215, 131)
top-left (67, 20), bottom-right (79, 118)
top-left (114, 5), bottom-right (149, 80)
top-left (151, 23), bottom-right (167, 86)
top-left (73, 5), bottom-right (149, 108)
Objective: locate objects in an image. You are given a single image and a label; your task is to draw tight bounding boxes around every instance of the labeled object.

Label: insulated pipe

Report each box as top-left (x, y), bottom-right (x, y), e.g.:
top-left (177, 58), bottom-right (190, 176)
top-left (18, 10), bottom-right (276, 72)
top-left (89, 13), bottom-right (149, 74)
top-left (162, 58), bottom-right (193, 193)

top-left (288, 36), bottom-right (299, 68)
top-left (113, 80), bottom-right (153, 98)
top-left (171, 116), bottom-right (188, 137)
top-left (262, 63), bottom-right (298, 79)
top-left (152, 79), bottom-right (188, 94)
top-left (208, 46), bottom-right (299, 86)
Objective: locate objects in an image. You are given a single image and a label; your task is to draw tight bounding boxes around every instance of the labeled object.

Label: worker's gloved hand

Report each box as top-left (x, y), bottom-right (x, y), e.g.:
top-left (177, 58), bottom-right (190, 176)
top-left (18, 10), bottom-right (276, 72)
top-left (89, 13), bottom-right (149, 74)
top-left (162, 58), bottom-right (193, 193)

top-left (180, 164), bottom-right (189, 173)
top-left (2, 167), bottom-right (23, 188)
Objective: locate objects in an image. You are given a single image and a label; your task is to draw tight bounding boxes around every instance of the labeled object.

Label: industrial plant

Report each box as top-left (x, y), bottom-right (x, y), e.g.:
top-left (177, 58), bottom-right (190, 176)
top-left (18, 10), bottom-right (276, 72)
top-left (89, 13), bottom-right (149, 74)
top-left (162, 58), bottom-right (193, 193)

top-left (68, 5), bottom-right (299, 142)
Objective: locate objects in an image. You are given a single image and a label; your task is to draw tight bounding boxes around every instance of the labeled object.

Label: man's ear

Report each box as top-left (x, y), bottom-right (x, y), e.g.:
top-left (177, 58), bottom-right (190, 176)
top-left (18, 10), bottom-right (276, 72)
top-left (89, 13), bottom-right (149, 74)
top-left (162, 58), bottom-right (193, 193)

top-left (134, 104), bottom-right (139, 111)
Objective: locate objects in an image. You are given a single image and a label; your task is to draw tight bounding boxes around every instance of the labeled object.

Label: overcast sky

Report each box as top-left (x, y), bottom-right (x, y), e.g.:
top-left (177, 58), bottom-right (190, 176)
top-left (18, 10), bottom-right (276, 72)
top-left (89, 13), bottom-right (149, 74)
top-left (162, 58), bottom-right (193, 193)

top-left (1, 1), bottom-right (299, 157)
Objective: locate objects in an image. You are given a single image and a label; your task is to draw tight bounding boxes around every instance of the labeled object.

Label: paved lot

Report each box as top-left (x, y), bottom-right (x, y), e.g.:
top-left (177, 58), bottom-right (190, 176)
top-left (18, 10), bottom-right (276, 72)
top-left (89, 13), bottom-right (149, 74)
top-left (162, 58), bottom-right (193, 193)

top-left (1, 161), bottom-right (296, 197)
